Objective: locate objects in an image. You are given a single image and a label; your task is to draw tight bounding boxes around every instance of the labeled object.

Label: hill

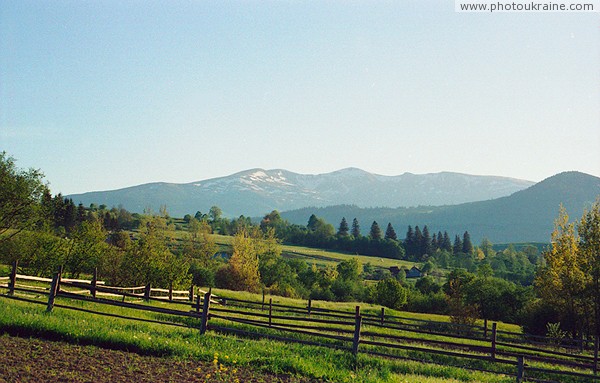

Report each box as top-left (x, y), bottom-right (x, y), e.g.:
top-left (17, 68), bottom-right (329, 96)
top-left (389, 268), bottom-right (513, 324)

top-left (280, 171), bottom-right (600, 243)
top-left (66, 168), bottom-right (533, 217)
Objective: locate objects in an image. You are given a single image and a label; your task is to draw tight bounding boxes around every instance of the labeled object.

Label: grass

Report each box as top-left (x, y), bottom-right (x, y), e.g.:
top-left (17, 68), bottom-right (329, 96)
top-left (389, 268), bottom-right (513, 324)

top-left (0, 294), bottom-right (517, 383)
top-left (210, 233), bottom-right (418, 270)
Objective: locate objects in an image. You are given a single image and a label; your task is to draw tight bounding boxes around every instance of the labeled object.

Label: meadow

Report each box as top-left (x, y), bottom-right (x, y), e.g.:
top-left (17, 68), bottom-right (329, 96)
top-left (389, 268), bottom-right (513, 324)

top-left (2, 269), bottom-right (596, 383)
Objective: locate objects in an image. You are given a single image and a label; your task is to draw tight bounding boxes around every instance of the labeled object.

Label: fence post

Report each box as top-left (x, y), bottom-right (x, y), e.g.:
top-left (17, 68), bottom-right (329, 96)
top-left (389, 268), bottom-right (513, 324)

top-left (200, 290), bottom-right (212, 335)
top-left (491, 322), bottom-right (497, 360)
top-left (56, 265), bottom-right (63, 293)
top-left (594, 335), bottom-right (598, 375)
top-left (353, 306), bottom-right (362, 355)
top-left (90, 267), bottom-right (97, 299)
top-left (8, 260), bottom-right (18, 296)
top-left (516, 356), bottom-right (525, 383)
top-left (189, 284), bottom-right (194, 302)
top-left (269, 298), bottom-right (273, 327)
top-left (380, 307), bottom-right (385, 325)
top-left (143, 283), bottom-right (151, 301)
top-left (195, 295), bottom-right (201, 313)
top-left (307, 299), bottom-right (312, 316)
top-left (46, 267), bottom-right (62, 312)
top-left (168, 282), bottom-right (173, 302)
top-left (262, 289), bottom-right (266, 311)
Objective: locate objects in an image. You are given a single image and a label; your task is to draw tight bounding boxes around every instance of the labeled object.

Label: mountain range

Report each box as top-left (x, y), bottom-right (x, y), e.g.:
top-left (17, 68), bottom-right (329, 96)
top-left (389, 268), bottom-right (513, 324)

top-left (280, 171), bottom-right (600, 243)
top-left (66, 168), bottom-right (600, 243)
top-left (67, 168), bottom-right (534, 218)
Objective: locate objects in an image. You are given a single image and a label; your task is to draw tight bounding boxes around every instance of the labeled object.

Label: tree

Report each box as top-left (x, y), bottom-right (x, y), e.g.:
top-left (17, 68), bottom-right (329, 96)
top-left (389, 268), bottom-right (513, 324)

top-left (184, 218), bottom-right (219, 286)
top-left (442, 231), bottom-right (452, 252)
top-left (260, 210), bottom-right (283, 233)
top-left (444, 269), bottom-right (478, 327)
top-left (307, 214), bottom-right (319, 231)
top-left (0, 152), bottom-right (47, 243)
top-left (351, 218), bottom-right (361, 238)
top-left (404, 226), bottom-right (415, 257)
top-left (226, 228), bottom-right (262, 292)
top-left (422, 226), bottom-right (432, 257)
top-left (453, 235), bottom-right (463, 254)
top-left (384, 223), bottom-right (397, 241)
top-left (462, 231), bottom-right (473, 254)
top-left (209, 206), bottom-right (222, 222)
top-left (336, 258), bottom-right (362, 281)
top-left (535, 206), bottom-right (586, 336)
top-left (337, 217), bottom-right (349, 237)
top-left (578, 199), bottom-right (600, 337)
top-left (64, 219), bottom-right (108, 278)
top-left (374, 278), bottom-right (407, 309)
top-left (479, 238), bottom-right (494, 258)
top-left (369, 221), bottom-right (382, 240)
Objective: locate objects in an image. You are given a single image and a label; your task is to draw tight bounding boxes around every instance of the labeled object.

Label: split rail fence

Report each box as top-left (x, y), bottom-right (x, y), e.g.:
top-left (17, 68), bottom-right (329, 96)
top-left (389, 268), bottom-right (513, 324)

top-left (1, 262), bottom-right (599, 383)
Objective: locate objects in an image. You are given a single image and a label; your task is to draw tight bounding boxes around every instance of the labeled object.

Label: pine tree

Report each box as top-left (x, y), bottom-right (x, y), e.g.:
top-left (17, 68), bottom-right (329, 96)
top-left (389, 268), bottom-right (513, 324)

top-left (351, 218), bottom-right (361, 238)
top-left (338, 217), bottom-right (349, 237)
top-left (431, 233), bottom-right (438, 250)
top-left (384, 222), bottom-right (397, 240)
top-left (370, 221), bottom-right (382, 240)
top-left (453, 235), bottom-right (463, 254)
top-left (443, 231), bottom-right (452, 252)
top-left (307, 214), bottom-right (319, 231)
top-left (422, 225), bottom-right (432, 256)
top-left (462, 231), bottom-right (473, 254)
top-left (414, 226), bottom-right (424, 256)
top-left (404, 226), bottom-right (415, 257)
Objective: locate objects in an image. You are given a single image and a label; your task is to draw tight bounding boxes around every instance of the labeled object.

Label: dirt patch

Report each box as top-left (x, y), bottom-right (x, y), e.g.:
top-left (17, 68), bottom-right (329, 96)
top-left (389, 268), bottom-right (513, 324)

top-left (0, 334), bottom-right (319, 383)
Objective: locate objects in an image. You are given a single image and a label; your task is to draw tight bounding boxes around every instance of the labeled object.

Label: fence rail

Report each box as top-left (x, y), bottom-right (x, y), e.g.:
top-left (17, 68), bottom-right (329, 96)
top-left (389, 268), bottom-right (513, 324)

top-left (1, 262), bottom-right (599, 383)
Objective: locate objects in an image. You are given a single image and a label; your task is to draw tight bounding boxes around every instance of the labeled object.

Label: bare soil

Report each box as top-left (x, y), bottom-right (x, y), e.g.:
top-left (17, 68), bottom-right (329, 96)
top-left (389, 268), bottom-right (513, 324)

top-left (0, 335), bottom-right (319, 383)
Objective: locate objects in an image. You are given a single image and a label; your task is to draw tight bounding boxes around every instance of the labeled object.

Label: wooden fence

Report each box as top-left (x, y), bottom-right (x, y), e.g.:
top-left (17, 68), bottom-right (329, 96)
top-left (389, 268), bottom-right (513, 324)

top-left (1, 262), bottom-right (599, 383)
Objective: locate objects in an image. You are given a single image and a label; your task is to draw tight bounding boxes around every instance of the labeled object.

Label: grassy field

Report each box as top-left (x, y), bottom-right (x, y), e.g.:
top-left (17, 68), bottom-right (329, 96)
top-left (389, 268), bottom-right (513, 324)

top-left (0, 289), bottom-right (520, 383)
top-left (210, 234), bottom-right (419, 270)
top-left (209, 287), bottom-right (522, 333)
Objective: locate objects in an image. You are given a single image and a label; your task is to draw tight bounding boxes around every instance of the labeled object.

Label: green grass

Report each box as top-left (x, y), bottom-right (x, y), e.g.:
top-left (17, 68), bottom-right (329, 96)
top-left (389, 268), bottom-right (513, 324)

top-left (0, 295), bottom-right (516, 383)
top-left (211, 233), bottom-right (418, 270)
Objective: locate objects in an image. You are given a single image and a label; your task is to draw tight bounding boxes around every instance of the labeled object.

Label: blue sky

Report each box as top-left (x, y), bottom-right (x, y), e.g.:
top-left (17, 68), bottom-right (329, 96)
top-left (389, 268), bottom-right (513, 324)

top-left (2, 1), bottom-right (599, 194)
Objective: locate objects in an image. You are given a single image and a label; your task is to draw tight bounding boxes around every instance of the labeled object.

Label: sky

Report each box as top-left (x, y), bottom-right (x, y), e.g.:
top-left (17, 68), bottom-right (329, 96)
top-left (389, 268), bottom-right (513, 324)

top-left (1, 1), bottom-right (599, 195)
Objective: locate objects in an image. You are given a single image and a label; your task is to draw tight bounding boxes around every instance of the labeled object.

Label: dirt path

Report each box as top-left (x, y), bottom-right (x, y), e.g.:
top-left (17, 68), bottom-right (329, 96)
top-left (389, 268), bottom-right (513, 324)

top-left (0, 334), bottom-right (318, 383)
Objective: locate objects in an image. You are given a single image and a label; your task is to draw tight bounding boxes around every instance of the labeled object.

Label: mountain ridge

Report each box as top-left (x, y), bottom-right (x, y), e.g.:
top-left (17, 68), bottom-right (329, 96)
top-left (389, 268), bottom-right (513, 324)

top-left (280, 171), bottom-right (600, 243)
top-left (66, 168), bottom-right (534, 217)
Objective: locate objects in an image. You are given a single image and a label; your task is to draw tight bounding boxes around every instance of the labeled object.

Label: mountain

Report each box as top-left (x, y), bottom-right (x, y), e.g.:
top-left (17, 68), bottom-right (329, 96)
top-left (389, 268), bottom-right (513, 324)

top-left (280, 171), bottom-right (600, 243)
top-left (66, 168), bottom-right (533, 218)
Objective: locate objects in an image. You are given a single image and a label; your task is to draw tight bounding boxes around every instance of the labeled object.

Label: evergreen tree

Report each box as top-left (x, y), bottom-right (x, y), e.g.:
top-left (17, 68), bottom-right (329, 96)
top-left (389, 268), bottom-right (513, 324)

top-left (404, 226), bottom-right (415, 257)
top-left (453, 235), bottom-right (463, 254)
top-left (422, 225), bottom-right (432, 256)
top-left (384, 222), bottom-right (397, 240)
top-left (76, 203), bottom-right (86, 224)
top-left (369, 221), bottom-right (382, 240)
top-left (337, 217), bottom-right (350, 237)
top-left (431, 233), bottom-right (438, 250)
top-left (443, 231), bottom-right (452, 252)
top-left (307, 214), bottom-right (319, 231)
top-left (351, 218), bottom-right (361, 238)
top-left (462, 231), bottom-right (473, 254)
top-left (414, 226), bottom-right (424, 256)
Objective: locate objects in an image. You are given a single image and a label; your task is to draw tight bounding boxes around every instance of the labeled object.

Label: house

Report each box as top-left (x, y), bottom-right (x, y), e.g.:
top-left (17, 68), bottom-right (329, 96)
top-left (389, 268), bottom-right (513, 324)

top-left (389, 265), bottom-right (425, 279)
top-left (405, 266), bottom-right (423, 279)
